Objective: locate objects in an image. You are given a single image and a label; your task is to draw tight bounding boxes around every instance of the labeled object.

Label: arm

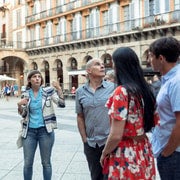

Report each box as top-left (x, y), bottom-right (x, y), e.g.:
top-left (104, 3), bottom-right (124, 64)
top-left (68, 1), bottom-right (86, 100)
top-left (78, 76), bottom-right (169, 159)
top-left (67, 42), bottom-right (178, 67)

top-left (100, 118), bottom-right (125, 166)
top-left (161, 111), bottom-right (180, 157)
top-left (77, 113), bottom-right (87, 143)
top-left (51, 81), bottom-right (65, 107)
top-left (17, 98), bottom-right (29, 117)
top-left (52, 81), bottom-right (64, 98)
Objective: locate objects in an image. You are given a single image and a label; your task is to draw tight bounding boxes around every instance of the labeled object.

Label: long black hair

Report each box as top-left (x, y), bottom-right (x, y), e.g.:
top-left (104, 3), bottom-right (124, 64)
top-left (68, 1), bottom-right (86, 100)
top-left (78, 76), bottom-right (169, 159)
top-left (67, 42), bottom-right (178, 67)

top-left (112, 47), bottom-right (156, 132)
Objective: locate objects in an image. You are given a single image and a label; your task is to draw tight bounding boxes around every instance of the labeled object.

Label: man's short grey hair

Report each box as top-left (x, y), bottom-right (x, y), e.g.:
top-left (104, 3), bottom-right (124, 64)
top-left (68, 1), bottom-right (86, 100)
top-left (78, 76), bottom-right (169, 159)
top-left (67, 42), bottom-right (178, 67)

top-left (86, 58), bottom-right (101, 69)
top-left (85, 58), bottom-right (101, 69)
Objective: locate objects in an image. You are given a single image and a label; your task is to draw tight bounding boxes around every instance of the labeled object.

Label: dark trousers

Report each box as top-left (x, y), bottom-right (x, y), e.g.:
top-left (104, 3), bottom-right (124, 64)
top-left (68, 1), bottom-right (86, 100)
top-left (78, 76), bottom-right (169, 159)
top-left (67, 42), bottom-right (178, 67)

top-left (84, 143), bottom-right (104, 180)
top-left (157, 151), bottom-right (180, 180)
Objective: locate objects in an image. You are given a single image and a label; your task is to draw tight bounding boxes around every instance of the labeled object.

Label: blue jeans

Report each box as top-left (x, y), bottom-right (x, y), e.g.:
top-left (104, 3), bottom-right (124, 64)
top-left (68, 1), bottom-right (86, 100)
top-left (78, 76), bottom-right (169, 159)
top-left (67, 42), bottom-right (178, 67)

top-left (157, 151), bottom-right (180, 180)
top-left (22, 127), bottom-right (54, 180)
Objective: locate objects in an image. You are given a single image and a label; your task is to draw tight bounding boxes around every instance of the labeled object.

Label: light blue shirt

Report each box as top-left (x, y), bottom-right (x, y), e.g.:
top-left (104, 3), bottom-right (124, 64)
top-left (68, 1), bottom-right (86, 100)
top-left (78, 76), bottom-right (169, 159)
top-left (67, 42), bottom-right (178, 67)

top-left (29, 88), bottom-right (44, 128)
top-left (152, 64), bottom-right (180, 157)
top-left (75, 80), bottom-right (115, 148)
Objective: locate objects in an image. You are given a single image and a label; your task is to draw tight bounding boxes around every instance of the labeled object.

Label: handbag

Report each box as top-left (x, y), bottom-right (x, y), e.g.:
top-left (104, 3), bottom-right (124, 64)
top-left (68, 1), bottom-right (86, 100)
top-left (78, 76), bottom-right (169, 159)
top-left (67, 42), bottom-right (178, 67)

top-left (16, 119), bottom-right (24, 149)
top-left (16, 129), bottom-right (23, 149)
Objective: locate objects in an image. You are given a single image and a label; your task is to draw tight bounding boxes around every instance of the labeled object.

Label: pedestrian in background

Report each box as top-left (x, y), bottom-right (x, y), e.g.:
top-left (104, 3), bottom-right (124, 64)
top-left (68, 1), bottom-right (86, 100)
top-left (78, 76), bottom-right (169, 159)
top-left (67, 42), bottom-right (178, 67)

top-left (4, 83), bottom-right (11, 101)
top-left (149, 36), bottom-right (180, 180)
top-left (100, 47), bottom-right (159, 179)
top-left (17, 70), bottom-right (65, 180)
top-left (151, 74), bottom-right (161, 98)
top-left (104, 69), bottom-right (115, 83)
top-left (71, 86), bottom-right (76, 94)
top-left (75, 58), bottom-right (114, 180)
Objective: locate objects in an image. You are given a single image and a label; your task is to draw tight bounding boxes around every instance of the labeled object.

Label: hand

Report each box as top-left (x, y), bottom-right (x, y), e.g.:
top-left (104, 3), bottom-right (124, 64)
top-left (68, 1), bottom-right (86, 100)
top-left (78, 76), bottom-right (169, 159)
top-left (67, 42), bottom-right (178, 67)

top-left (100, 153), bottom-right (108, 167)
top-left (18, 98), bottom-right (29, 106)
top-left (161, 150), bottom-right (173, 157)
top-left (100, 155), bottom-right (105, 167)
top-left (52, 81), bottom-right (61, 90)
top-left (82, 136), bottom-right (87, 144)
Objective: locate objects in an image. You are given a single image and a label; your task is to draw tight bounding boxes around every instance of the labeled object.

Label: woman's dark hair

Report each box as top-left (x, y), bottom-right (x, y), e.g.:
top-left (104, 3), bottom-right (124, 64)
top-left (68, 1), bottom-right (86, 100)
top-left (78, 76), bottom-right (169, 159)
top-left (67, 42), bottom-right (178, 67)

top-left (26, 70), bottom-right (44, 89)
top-left (112, 47), bottom-right (156, 132)
top-left (149, 36), bottom-right (180, 63)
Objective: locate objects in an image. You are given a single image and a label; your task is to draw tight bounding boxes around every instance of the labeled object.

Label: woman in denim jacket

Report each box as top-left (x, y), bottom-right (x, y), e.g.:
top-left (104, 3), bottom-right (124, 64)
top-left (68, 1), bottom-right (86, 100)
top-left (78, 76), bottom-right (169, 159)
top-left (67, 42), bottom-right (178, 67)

top-left (17, 70), bottom-right (65, 180)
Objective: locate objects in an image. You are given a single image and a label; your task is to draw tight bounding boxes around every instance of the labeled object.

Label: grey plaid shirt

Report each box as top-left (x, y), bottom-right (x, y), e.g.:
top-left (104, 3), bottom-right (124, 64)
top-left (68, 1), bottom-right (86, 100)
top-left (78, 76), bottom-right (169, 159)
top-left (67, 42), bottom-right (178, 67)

top-left (75, 80), bottom-right (115, 148)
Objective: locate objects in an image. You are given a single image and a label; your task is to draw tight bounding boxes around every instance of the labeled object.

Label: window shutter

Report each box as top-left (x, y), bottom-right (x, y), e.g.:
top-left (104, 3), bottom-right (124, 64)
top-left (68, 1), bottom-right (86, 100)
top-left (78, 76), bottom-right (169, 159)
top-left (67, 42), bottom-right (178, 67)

top-left (144, 0), bottom-right (149, 16)
top-left (165, 0), bottom-right (170, 12)
top-left (154, 0), bottom-right (160, 14)
top-left (130, 3), bottom-right (135, 28)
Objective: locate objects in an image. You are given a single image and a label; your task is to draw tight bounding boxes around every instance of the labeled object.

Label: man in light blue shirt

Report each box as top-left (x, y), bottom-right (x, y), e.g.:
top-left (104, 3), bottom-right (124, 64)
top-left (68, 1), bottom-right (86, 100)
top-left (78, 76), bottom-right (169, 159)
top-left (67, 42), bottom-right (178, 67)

top-left (149, 37), bottom-right (180, 180)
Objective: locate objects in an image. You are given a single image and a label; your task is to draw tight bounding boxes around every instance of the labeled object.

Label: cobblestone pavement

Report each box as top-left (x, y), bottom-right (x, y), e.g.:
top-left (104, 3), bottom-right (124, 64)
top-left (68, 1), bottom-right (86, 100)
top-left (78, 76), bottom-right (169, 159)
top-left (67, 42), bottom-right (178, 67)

top-left (0, 97), bottom-right (160, 180)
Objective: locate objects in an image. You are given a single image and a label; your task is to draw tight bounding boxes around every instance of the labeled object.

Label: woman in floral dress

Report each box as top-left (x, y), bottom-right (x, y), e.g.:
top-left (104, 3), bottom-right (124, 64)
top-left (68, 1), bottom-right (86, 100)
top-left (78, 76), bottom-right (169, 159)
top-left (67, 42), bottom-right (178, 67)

top-left (100, 47), bottom-right (159, 180)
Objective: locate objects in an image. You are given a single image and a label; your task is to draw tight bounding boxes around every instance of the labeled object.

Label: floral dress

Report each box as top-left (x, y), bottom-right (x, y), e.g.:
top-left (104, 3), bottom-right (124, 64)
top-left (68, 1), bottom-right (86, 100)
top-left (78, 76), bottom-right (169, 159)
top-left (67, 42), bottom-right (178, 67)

top-left (104, 86), bottom-right (159, 180)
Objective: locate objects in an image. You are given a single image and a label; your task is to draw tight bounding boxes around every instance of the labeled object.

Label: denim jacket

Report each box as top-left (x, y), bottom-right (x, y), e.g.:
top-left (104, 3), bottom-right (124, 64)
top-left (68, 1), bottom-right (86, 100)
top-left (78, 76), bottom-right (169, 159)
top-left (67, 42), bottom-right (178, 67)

top-left (19, 86), bottom-right (65, 138)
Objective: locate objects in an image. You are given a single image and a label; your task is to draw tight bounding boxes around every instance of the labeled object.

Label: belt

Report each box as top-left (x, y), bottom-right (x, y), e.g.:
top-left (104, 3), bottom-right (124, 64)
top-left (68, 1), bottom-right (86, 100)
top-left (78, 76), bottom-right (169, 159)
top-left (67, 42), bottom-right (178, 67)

top-left (28, 126), bottom-right (45, 130)
top-left (122, 134), bottom-right (147, 142)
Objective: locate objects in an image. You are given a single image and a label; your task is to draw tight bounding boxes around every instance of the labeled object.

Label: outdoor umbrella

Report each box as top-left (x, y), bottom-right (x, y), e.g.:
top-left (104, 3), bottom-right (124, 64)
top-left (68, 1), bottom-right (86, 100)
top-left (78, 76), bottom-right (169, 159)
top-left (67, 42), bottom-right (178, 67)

top-left (0, 75), bottom-right (17, 81)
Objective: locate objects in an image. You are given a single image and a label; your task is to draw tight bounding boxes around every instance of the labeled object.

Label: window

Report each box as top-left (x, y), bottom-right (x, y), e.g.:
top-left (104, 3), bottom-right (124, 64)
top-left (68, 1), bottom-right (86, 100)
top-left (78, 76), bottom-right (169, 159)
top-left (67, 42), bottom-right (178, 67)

top-left (44, 21), bottom-right (52, 45)
top-left (85, 15), bottom-right (90, 38)
top-left (17, 31), bottom-right (22, 48)
top-left (164, 0), bottom-right (170, 12)
top-left (60, 0), bottom-right (65, 5)
top-left (103, 11), bottom-right (108, 35)
top-left (82, 0), bottom-right (88, 6)
top-left (33, 62), bottom-right (38, 70)
top-left (35, 24), bottom-right (40, 46)
top-left (72, 13), bottom-right (82, 40)
top-left (149, 0), bottom-right (154, 15)
top-left (57, 23), bottom-right (61, 35)
top-left (41, 0), bottom-right (46, 12)
top-left (144, 0), bottom-right (154, 16)
top-left (154, 0), bottom-right (160, 14)
top-left (90, 8), bottom-right (100, 37)
top-left (30, 29), bottom-right (35, 48)
top-left (144, 0), bottom-right (155, 25)
top-left (123, 5), bottom-right (130, 31)
top-left (59, 18), bottom-right (66, 41)
top-left (17, 9), bottom-right (21, 27)
top-left (71, 59), bottom-right (77, 70)
top-left (130, 3), bottom-right (135, 28)
top-left (70, 20), bottom-right (73, 40)
top-left (18, 0), bottom-right (22, 5)
top-left (174, 0), bottom-right (180, 10)
top-left (2, 24), bottom-right (6, 38)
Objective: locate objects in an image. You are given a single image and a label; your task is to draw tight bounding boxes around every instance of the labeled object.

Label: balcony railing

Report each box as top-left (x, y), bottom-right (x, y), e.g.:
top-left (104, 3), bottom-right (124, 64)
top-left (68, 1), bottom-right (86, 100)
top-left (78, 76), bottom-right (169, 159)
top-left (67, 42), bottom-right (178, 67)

top-left (1, 10), bottom-right (179, 50)
top-left (25, 10), bottom-right (180, 49)
top-left (0, 40), bottom-right (26, 49)
top-left (25, 0), bottom-right (104, 24)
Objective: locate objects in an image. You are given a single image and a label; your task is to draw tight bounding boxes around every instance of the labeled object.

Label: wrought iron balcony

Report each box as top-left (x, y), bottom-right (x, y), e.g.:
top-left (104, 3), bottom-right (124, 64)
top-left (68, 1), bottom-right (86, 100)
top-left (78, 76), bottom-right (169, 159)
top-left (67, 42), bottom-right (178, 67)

top-left (25, 9), bottom-right (180, 50)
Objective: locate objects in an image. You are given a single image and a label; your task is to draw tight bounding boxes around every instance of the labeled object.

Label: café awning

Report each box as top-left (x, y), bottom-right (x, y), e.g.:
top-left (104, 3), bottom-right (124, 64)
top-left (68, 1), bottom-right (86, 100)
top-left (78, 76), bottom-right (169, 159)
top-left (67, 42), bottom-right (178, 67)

top-left (0, 75), bottom-right (17, 81)
top-left (68, 70), bottom-right (87, 76)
